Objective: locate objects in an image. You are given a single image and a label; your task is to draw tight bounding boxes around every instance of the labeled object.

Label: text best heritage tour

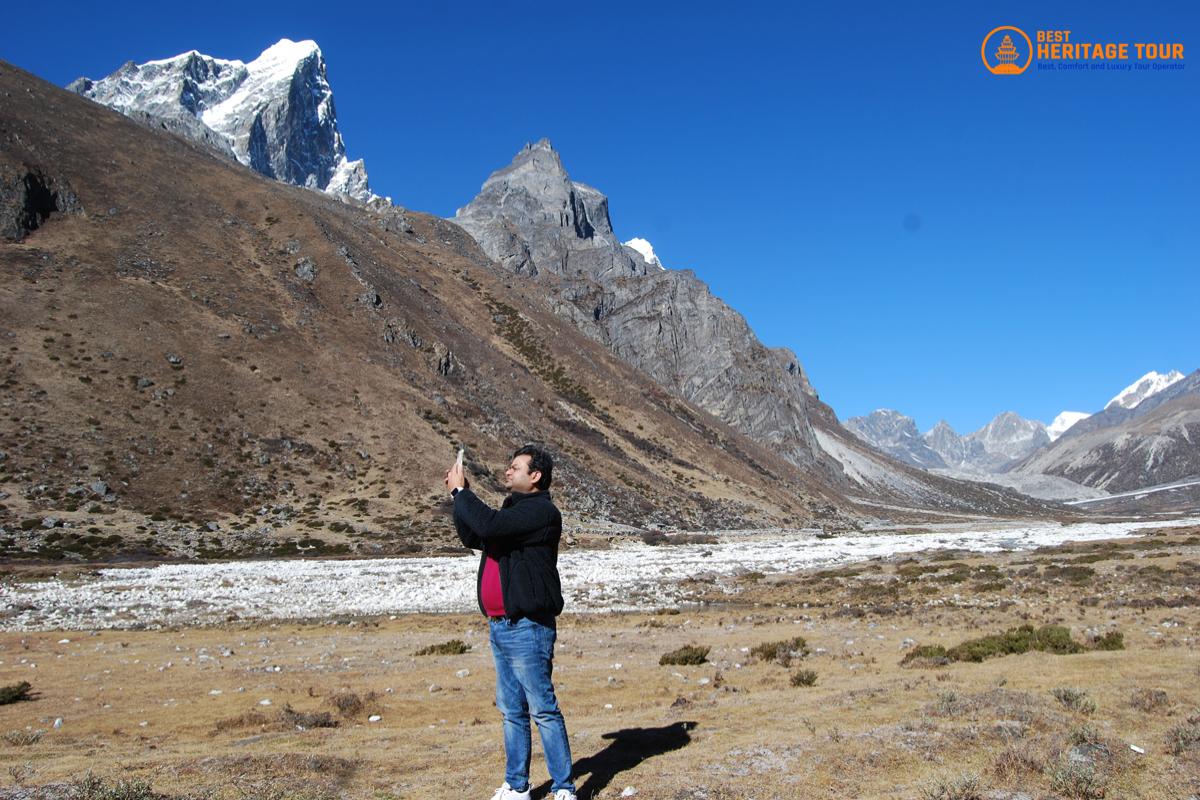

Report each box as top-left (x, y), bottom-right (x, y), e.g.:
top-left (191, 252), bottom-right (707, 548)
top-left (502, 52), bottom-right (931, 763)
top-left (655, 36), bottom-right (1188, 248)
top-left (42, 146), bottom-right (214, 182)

top-left (1037, 30), bottom-right (1184, 61)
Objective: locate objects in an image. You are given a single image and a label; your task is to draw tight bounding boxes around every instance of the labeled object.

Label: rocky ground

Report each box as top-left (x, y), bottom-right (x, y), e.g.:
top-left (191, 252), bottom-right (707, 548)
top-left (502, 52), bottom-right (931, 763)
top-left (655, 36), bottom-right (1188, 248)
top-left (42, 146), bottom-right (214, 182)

top-left (0, 525), bottom-right (1198, 799)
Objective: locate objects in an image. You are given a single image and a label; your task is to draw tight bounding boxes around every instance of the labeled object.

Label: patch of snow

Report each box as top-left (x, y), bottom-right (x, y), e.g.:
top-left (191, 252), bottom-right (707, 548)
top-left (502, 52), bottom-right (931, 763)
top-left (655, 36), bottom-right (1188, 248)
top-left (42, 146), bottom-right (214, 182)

top-left (1047, 411), bottom-right (1090, 441)
top-left (1106, 370), bottom-right (1184, 410)
top-left (623, 237), bottom-right (665, 269)
top-left (5, 518), bottom-right (1197, 632)
top-left (929, 468), bottom-right (1107, 502)
top-left (1064, 478), bottom-right (1200, 505)
top-left (200, 39), bottom-right (320, 146)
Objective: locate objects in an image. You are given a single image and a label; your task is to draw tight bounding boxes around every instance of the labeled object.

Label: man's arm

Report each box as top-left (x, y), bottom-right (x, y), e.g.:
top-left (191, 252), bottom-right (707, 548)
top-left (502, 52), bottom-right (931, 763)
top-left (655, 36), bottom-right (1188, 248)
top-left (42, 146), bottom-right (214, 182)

top-left (453, 500), bottom-right (484, 550)
top-left (445, 460), bottom-right (482, 549)
top-left (453, 489), bottom-right (552, 542)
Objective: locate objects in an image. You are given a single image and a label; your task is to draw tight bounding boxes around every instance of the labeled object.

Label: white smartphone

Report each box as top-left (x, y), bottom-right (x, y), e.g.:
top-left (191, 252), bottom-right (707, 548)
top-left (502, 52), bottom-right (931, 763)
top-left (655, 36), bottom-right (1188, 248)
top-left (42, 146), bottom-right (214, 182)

top-left (456, 448), bottom-right (464, 469)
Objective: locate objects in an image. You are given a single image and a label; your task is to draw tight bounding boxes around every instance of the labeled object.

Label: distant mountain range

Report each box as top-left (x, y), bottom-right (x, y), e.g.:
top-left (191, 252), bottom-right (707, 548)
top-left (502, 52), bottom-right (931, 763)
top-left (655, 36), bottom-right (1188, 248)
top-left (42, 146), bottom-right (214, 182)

top-left (845, 370), bottom-right (1198, 497)
top-left (1014, 370), bottom-right (1200, 492)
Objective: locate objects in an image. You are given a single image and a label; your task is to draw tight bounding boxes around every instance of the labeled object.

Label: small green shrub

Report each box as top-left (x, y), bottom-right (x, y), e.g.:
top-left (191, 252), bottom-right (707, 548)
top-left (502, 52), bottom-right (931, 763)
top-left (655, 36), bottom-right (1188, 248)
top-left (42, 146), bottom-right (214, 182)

top-left (1050, 762), bottom-right (1107, 799)
top-left (68, 772), bottom-right (160, 800)
top-left (1043, 564), bottom-right (1097, 584)
top-left (3, 729), bottom-right (42, 746)
top-left (990, 744), bottom-right (1044, 781)
top-left (750, 636), bottom-right (808, 666)
top-left (1166, 719), bottom-right (1200, 756)
top-left (1091, 630), bottom-right (1124, 651)
top-left (327, 690), bottom-right (380, 720)
top-left (900, 644), bottom-right (950, 667)
top-left (0, 682), bottom-right (33, 705)
top-left (1067, 724), bottom-right (1103, 746)
top-left (947, 624), bottom-right (1084, 663)
top-left (279, 704), bottom-right (338, 729)
top-left (414, 639), bottom-right (470, 656)
top-left (1129, 688), bottom-right (1168, 712)
top-left (659, 644), bottom-right (710, 666)
top-left (918, 773), bottom-right (982, 800)
top-left (790, 669), bottom-right (818, 687)
top-left (1051, 687), bottom-right (1097, 714)
top-left (934, 690), bottom-right (963, 716)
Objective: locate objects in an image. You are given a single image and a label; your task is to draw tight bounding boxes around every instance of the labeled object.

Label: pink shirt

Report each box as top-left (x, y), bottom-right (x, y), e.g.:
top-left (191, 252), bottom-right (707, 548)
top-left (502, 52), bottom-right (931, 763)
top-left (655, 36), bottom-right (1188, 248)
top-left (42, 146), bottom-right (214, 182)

top-left (481, 551), bottom-right (505, 616)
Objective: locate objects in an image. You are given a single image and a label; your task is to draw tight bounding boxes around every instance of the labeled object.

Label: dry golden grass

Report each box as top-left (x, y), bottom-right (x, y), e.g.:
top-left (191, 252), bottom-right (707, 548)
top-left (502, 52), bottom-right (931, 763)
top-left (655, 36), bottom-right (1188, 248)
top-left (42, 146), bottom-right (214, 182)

top-left (1, 528), bottom-right (1198, 798)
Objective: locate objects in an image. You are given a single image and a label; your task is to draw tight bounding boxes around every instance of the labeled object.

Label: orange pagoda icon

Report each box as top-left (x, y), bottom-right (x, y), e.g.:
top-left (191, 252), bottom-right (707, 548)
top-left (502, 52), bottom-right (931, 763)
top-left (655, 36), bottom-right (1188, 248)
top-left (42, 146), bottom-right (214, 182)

top-left (994, 36), bottom-right (1020, 69)
top-left (982, 26), bottom-right (1032, 75)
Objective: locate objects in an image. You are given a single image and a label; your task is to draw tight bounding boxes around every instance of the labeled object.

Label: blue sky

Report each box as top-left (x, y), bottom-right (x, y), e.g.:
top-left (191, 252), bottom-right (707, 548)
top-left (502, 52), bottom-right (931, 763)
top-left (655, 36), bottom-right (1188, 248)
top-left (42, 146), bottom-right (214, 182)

top-left (5, 1), bottom-right (1197, 434)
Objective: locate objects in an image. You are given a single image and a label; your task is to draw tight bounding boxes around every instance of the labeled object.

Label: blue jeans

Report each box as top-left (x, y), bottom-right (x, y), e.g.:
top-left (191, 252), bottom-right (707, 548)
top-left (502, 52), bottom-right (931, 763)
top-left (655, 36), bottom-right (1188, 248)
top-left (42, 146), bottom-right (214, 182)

top-left (489, 616), bottom-right (575, 794)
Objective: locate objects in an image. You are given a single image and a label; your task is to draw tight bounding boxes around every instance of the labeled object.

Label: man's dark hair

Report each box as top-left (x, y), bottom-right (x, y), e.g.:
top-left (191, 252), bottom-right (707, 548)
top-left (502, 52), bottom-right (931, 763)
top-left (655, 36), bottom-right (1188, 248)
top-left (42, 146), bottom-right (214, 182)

top-left (514, 444), bottom-right (553, 490)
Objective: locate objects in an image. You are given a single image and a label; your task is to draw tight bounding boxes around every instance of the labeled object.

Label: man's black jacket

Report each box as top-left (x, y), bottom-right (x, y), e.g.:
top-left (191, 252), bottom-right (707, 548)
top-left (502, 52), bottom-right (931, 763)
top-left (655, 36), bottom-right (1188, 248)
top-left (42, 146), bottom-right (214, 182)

top-left (453, 488), bottom-right (565, 621)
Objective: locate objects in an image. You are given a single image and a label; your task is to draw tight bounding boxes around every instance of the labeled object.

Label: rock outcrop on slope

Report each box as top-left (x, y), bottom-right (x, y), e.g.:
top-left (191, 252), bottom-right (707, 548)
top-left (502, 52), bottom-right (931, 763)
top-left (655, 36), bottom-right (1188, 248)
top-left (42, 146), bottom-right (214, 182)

top-left (69, 39), bottom-right (379, 204)
top-left (454, 139), bottom-right (832, 474)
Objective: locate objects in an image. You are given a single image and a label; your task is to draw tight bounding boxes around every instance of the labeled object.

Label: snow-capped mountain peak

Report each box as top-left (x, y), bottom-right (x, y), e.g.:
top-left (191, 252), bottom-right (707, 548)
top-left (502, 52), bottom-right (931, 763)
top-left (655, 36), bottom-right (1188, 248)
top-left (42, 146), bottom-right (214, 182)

top-left (623, 237), bottom-right (665, 270)
top-left (69, 39), bottom-right (382, 205)
top-left (1105, 370), bottom-right (1184, 411)
top-left (1046, 410), bottom-right (1090, 442)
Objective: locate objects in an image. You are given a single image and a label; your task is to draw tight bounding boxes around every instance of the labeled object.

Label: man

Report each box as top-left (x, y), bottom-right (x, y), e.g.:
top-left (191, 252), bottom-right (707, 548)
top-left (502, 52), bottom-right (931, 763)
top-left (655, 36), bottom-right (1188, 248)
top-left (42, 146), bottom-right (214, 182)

top-left (445, 445), bottom-right (577, 800)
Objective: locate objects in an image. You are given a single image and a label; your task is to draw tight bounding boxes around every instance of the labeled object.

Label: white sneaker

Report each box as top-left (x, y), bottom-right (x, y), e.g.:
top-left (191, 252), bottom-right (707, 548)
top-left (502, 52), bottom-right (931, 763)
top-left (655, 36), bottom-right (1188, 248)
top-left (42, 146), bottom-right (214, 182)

top-left (489, 783), bottom-right (531, 800)
top-left (552, 791), bottom-right (578, 800)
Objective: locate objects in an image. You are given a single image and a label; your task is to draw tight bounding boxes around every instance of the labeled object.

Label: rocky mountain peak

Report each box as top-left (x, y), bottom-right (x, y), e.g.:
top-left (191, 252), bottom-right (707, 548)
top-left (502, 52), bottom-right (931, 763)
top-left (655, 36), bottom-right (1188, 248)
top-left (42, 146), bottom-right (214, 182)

top-left (490, 137), bottom-right (569, 184)
top-left (917, 413), bottom-right (1049, 473)
top-left (68, 38), bottom-right (380, 204)
top-left (844, 410), bottom-right (946, 469)
top-left (452, 139), bottom-right (832, 472)
top-left (966, 411), bottom-right (1049, 469)
top-left (524, 136), bottom-right (556, 153)
top-left (454, 139), bottom-right (638, 278)
top-left (927, 420), bottom-right (955, 436)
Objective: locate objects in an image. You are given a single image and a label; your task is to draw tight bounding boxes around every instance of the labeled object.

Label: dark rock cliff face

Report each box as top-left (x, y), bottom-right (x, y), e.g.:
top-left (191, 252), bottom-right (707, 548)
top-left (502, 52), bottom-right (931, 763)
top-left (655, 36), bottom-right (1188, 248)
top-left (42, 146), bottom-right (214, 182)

top-left (454, 139), bottom-right (834, 474)
top-left (0, 164), bottom-right (82, 241)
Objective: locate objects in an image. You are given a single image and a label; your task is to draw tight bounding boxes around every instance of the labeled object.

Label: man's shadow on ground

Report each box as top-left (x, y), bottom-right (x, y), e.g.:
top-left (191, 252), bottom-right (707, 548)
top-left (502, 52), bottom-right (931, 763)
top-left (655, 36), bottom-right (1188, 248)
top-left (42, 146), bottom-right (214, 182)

top-left (532, 721), bottom-right (697, 799)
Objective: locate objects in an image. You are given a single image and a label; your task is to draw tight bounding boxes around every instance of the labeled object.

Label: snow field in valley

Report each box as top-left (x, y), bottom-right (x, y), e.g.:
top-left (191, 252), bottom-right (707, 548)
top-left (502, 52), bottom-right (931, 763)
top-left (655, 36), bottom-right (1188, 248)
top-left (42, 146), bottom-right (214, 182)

top-left (3, 517), bottom-right (1196, 631)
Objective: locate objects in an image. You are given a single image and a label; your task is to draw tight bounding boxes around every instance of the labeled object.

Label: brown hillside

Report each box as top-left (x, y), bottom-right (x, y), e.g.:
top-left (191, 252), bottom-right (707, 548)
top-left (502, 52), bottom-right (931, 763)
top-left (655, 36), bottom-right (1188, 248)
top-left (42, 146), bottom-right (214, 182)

top-left (0, 59), bottom-right (859, 561)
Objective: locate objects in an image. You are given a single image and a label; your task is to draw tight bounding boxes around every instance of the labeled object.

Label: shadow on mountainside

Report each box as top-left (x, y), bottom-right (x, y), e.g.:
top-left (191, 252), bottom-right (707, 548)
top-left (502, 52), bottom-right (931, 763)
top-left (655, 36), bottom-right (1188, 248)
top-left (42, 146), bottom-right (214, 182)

top-left (532, 721), bottom-right (697, 799)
